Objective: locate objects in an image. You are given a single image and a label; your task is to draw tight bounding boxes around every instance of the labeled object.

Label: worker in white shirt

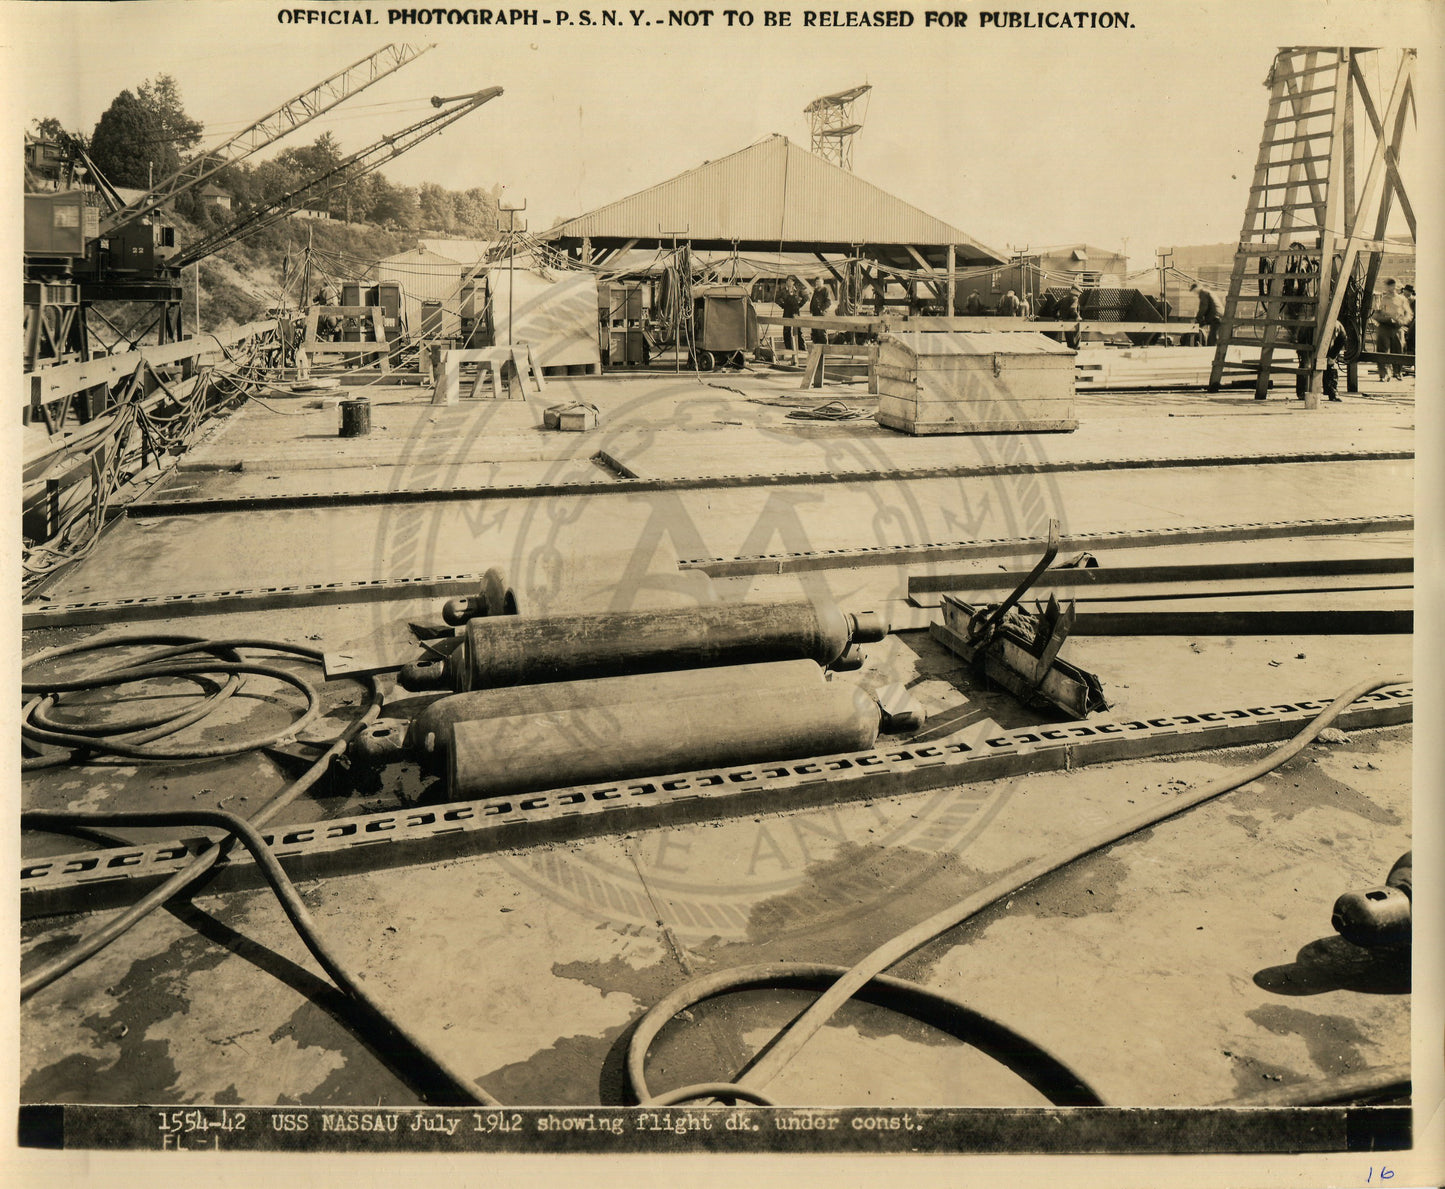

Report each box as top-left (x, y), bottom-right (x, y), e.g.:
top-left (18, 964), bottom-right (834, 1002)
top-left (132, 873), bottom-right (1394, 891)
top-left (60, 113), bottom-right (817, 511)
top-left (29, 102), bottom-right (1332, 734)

top-left (1369, 278), bottom-right (1413, 381)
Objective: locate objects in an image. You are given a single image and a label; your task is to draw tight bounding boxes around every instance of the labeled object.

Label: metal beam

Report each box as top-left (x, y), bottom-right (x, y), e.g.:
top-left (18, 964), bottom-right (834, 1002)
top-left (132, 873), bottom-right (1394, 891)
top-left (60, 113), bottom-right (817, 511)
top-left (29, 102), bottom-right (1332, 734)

top-left (120, 449), bottom-right (1412, 521)
top-left (18, 685), bottom-right (1413, 918)
top-left (21, 572), bottom-right (494, 631)
top-left (100, 44), bottom-right (434, 237)
top-left (680, 515), bottom-right (1414, 577)
top-left (909, 555), bottom-right (1412, 595)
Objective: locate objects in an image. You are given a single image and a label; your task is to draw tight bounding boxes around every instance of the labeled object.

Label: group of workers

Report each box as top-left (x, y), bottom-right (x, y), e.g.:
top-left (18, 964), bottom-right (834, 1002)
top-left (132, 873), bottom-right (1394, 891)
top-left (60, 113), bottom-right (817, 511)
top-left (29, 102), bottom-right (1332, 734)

top-left (1190, 276), bottom-right (1416, 400)
top-left (771, 275), bottom-right (1087, 357)
top-left (771, 270), bottom-right (1416, 396)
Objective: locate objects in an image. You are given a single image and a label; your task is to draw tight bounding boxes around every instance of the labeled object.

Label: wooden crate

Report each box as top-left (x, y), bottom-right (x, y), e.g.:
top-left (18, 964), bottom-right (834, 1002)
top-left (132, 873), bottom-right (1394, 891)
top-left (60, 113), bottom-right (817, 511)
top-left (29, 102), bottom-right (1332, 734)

top-left (873, 330), bottom-right (1076, 434)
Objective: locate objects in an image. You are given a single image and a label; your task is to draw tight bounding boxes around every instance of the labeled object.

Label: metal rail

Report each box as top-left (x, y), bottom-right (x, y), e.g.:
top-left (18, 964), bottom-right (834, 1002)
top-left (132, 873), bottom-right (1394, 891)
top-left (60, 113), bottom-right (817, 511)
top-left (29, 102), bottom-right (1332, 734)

top-left (680, 515), bottom-right (1415, 577)
top-left (19, 685), bottom-right (1412, 918)
top-left (27, 319), bottom-right (280, 413)
top-left (21, 572), bottom-right (493, 630)
top-left (117, 449), bottom-right (1414, 519)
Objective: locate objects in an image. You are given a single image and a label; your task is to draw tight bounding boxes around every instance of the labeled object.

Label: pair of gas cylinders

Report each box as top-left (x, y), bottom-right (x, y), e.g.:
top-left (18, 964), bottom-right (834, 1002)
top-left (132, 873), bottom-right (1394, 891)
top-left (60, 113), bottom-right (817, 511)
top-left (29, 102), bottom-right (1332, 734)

top-left (360, 596), bottom-right (900, 801)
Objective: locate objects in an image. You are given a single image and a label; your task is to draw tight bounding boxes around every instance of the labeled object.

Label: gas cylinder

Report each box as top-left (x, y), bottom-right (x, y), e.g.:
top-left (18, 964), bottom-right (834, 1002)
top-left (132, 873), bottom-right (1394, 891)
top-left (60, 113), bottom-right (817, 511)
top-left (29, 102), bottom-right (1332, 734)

top-left (356, 660), bottom-right (829, 771)
top-left (429, 597), bottom-right (886, 692)
top-left (445, 677), bottom-right (881, 801)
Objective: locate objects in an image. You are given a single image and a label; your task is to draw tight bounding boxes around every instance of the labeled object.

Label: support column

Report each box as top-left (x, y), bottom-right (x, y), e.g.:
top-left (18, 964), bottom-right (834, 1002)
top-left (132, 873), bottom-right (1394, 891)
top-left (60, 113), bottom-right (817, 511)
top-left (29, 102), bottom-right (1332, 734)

top-left (946, 244), bottom-right (956, 316)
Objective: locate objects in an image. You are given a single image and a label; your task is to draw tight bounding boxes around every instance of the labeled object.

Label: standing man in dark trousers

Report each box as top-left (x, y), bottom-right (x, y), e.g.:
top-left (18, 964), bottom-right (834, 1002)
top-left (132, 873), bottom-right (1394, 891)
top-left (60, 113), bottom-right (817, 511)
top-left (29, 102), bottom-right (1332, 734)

top-left (809, 280), bottom-right (832, 345)
top-left (777, 276), bottom-right (806, 362)
top-left (1369, 277), bottom-right (1412, 380)
top-left (1056, 286), bottom-right (1081, 349)
top-left (1191, 283), bottom-right (1222, 346)
top-left (1295, 320), bottom-right (1345, 402)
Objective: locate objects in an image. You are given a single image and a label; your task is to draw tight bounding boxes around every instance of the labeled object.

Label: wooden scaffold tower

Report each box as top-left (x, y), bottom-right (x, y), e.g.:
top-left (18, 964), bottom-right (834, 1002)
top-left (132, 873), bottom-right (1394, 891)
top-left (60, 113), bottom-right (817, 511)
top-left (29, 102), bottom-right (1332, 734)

top-left (1208, 47), bottom-right (1416, 407)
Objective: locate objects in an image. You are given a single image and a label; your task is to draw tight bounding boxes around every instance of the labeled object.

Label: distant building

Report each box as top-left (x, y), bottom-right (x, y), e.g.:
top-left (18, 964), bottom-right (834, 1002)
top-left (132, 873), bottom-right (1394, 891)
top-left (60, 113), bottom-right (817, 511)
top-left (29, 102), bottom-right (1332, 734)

top-left (948, 243), bottom-right (1130, 315)
top-left (199, 184), bottom-right (232, 213)
top-left (1156, 240), bottom-right (1414, 294)
top-left (23, 133), bottom-right (68, 189)
top-left (416, 237), bottom-right (493, 265)
top-left (1027, 243), bottom-right (1129, 287)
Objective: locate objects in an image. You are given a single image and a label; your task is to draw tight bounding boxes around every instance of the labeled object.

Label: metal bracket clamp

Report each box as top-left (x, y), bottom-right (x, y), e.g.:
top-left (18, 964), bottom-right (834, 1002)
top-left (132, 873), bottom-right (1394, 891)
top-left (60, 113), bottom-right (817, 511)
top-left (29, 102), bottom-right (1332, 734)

top-left (966, 519), bottom-right (1062, 649)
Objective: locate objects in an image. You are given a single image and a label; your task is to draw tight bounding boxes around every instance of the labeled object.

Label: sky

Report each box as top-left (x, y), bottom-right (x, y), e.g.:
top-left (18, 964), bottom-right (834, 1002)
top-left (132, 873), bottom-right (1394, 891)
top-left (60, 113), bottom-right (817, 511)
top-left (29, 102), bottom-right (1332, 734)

top-left (5, 0), bottom-right (1438, 271)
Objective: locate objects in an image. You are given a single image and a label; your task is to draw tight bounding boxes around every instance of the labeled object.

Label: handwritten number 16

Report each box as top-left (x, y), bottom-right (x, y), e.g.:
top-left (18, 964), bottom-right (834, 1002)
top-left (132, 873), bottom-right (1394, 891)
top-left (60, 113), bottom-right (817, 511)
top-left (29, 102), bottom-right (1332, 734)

top-left (1365, 1168), bottom-right (1394, 1182)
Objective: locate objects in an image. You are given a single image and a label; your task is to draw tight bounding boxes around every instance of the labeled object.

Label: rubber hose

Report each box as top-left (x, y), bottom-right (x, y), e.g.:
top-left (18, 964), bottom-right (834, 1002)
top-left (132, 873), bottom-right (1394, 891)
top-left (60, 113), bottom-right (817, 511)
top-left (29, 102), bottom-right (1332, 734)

top-left (21, 678), bottom-right (242, 770)
top-left (22, 807), bottom-right (496, 1108)
top-left (626, 674), bottom-right (1407, 1103)
top-left (21, 637), bottom-right (350, 765)
top-left (628, 964), bottom-right (1105, 1107)
top-left (22, 636), bottom-right (246, 766)
top-left (28, 671), bottom-right (240, 735)
top-left (23, 660), bottom-right (321, 760)
top-left (646, 1084), bottom-right (776, 1107)
top-left (19, 669), bottom-right (382, 999)
top-left (1218, 1063), bottom-right (1410, 1107)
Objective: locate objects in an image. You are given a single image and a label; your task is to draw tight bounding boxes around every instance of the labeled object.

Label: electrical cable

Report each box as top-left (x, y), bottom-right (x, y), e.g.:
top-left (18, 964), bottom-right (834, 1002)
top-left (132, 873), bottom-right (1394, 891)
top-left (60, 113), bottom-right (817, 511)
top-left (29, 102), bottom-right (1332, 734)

top-left (20, 639), bottom-right (382, 999)
top-left (624, 673), bottom-right (1407, 1105)
top-left (786, 400), bottom-right (868, 421)
top-left (21, 805), bottom-right (495, 1108)
top-left (21, 637), bottom-right (337, 766)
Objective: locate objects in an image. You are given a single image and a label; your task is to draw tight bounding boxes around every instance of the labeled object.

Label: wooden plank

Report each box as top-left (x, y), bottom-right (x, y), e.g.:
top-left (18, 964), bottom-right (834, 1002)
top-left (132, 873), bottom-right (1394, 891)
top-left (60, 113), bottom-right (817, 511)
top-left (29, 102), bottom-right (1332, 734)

top-left (878, 411), bottom-right (1078, 436)
top-left (908, 377), bottom-right (1074, 404)
top-left (896, 318), bottom-right (1189, 335)
top-left (27, 319), bottom-right (278, 407)
top-left (757, 314), bottom-right (884, 332)
top-left (877, 394), bottom-right (1075, 421)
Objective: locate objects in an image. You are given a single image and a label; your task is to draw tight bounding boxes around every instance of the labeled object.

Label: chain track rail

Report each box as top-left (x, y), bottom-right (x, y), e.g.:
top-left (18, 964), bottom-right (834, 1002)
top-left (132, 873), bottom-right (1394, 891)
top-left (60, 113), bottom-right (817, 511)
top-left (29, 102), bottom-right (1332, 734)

top-left (121, 449), bottom-right (1413, 518)
top-left (20, 685), bottom-right (1412, 918)
top-left (21, 573), bottom-right (494, 630)
top-left (680, 515), bottom-right (1414, 577)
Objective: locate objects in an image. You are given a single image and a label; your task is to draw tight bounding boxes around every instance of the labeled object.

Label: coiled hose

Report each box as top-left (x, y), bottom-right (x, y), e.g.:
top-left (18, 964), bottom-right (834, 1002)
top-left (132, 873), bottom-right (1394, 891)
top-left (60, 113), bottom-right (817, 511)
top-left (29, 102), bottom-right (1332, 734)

top-left (20, 636), bottom-right (377, 995)
top-left (21, 636), bottom-right (331, 768)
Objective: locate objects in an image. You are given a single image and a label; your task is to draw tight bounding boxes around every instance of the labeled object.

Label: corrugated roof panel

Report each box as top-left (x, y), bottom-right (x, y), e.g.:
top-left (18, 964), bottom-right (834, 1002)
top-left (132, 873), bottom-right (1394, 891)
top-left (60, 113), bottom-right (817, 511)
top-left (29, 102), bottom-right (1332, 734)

top-left (547, 136), bottom-right (1004, 261)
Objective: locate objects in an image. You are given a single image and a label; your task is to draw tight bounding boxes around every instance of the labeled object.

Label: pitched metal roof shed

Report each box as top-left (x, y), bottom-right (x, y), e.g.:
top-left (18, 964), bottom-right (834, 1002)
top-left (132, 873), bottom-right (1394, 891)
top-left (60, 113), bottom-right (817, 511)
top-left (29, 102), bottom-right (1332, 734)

top-left (544, 134), bottom-right (1004, 269)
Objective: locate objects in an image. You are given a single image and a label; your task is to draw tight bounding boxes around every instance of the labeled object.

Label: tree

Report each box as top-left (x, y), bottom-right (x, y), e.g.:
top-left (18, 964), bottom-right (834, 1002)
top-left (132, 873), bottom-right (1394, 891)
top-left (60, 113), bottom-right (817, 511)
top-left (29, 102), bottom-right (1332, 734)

top-left (87, 73), bottom-right (203, 190)
top-left (454, 187), bottom-right (499, 236)
top-left (417, 182), bottom-right (455, 232)
top-left (373, 179), bottom-right (419, 229)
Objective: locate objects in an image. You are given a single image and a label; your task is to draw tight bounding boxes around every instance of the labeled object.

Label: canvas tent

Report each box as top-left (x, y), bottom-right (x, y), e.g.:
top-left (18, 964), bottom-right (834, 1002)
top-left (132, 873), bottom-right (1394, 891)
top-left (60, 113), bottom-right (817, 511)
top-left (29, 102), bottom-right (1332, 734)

top-left (544, 134), bottom-right (1005, 308)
